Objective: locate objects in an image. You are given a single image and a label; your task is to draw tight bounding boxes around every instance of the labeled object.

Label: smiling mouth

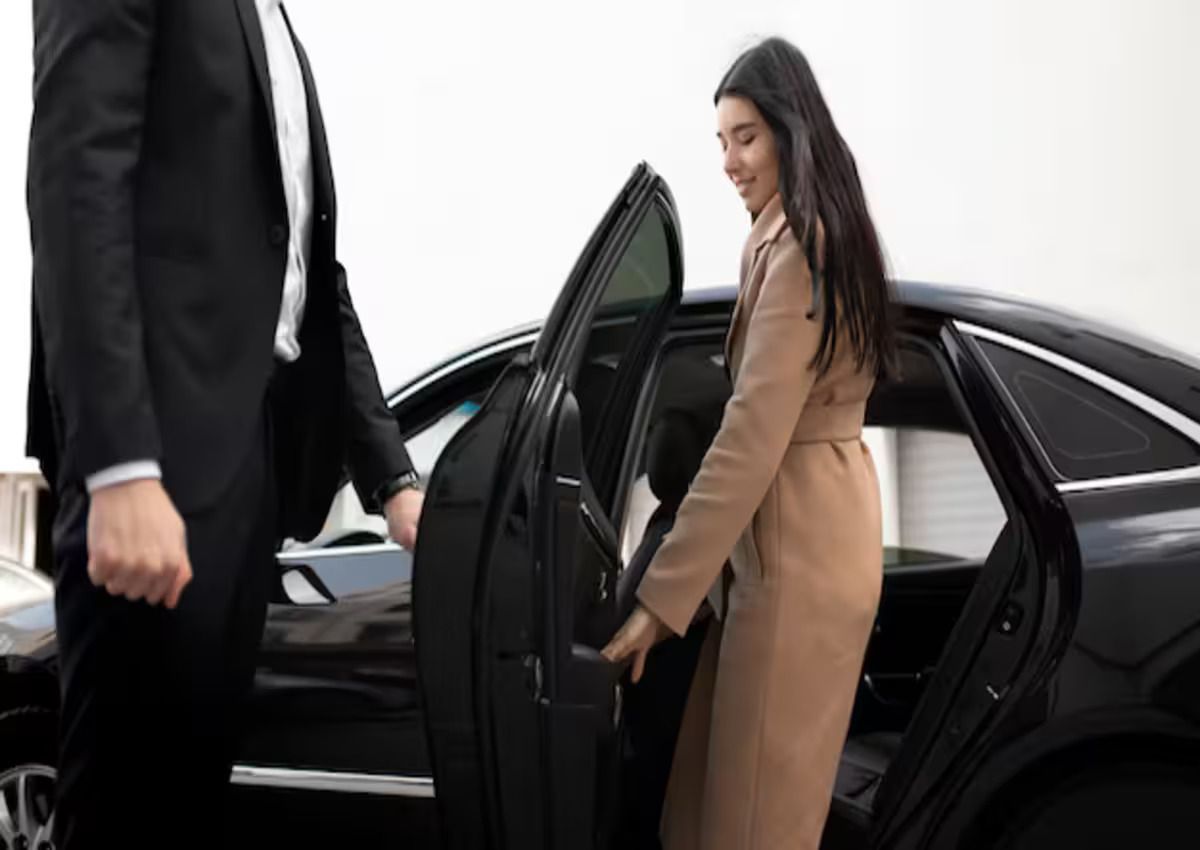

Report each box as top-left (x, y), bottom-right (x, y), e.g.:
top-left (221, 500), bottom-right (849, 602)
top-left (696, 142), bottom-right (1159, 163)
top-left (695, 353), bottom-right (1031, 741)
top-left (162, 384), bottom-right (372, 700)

top-left (734, 178), bottom-right (754, 193)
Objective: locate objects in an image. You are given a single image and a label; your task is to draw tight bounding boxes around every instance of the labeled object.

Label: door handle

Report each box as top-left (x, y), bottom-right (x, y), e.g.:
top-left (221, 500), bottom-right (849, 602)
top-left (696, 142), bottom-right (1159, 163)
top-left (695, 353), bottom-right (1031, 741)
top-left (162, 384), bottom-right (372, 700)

top-left (278, 563), bottom-right (338, 606)
top-left (863, 671), bottom-right (928, 706)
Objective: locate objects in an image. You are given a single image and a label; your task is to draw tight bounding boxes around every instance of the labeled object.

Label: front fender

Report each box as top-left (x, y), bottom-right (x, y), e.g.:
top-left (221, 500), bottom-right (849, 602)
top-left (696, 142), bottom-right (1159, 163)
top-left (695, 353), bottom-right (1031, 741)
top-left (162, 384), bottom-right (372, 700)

top-left (0, 653), bottom-right (59, 714)
top-left (0, 597), bottom-right (58, 663)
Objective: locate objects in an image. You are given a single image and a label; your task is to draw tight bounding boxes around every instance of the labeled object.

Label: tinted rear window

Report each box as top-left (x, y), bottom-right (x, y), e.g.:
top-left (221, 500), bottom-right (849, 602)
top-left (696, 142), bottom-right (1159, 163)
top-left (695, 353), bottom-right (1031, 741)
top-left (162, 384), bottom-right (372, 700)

top-left (977, 339), bottom-right (1200, 481)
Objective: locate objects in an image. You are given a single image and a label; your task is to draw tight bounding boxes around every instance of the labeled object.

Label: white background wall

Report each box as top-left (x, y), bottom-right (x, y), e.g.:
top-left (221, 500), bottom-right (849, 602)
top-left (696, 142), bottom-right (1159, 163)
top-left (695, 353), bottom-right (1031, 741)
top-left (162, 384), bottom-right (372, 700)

top-left (1, 0), bottom-right (1197, 472)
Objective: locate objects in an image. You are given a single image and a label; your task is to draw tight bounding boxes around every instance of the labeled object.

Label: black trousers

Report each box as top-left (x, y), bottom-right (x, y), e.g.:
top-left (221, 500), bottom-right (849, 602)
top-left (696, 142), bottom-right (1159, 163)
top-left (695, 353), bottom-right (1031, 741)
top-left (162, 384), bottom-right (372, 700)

top-left (49, 400), bottom-right (279, 850)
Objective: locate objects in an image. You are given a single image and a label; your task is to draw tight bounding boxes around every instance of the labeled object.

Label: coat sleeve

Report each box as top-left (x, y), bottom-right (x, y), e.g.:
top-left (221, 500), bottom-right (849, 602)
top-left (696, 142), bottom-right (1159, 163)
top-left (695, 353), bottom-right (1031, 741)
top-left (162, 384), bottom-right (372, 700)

top-left (636, 232), bottom-right (824, 636)
top-left (27, 0), bottom-right (163, 480)
top-left (334, 261), bottom-right (416, 512)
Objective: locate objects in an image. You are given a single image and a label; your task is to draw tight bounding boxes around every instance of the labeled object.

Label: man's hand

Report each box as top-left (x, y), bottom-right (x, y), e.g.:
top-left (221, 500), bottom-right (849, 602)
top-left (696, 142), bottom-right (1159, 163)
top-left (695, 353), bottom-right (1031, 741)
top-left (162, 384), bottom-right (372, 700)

top-left (384, 487), bottom-right (424, 550)
top-left (87, 479), bottom-right (193, 608)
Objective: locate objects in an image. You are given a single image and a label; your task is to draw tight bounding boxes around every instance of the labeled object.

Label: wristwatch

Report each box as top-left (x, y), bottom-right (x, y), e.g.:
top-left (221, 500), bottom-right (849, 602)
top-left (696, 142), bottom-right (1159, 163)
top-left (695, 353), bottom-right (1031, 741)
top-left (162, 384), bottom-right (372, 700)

top-left (376, 470), bottom-right (422, 506)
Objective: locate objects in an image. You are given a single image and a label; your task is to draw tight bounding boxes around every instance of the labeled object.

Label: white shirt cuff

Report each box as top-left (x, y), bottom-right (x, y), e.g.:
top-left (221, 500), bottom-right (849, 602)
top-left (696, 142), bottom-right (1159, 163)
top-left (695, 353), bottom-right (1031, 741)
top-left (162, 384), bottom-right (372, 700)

top-left (85, 461), bottom-right (163, 494)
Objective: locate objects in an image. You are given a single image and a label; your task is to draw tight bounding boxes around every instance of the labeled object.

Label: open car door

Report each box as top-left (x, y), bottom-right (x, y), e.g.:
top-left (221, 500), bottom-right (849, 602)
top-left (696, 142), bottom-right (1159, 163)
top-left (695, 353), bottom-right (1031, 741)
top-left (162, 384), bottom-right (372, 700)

top-left (414, 163), bottom-right (683, 849)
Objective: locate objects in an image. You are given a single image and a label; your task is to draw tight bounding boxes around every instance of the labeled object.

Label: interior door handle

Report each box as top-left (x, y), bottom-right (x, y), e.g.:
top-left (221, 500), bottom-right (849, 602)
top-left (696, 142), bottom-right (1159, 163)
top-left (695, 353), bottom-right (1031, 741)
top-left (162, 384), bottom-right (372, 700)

top-left (863, 671), bottom-right (928, 706)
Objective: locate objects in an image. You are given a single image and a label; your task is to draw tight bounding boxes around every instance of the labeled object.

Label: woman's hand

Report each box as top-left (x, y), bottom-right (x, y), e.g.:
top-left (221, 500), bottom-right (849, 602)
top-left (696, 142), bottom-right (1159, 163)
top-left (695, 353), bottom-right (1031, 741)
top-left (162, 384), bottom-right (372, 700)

top-left (602, 605), bottom-right (673, 683)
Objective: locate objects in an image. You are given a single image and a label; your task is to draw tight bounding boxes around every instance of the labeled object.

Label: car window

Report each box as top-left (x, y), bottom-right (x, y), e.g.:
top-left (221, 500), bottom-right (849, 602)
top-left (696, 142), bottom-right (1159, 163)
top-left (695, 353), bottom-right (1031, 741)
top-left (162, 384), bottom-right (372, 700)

top-left (572, 202), bottom-right (675, 516)
top-left (976, 339), bottom-right (1200, 481)
top-left (305, 397), bottom-right (485, 549)
top-left (405, 400), bottom-right (481, 482)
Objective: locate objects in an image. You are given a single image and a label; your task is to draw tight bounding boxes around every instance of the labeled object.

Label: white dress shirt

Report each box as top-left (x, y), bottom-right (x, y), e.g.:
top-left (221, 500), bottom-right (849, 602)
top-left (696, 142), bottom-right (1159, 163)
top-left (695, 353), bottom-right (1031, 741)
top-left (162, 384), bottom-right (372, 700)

top-left (259, 0), bottom-right (314, 363)
top-left (86, 0), bottom-right (314, 493)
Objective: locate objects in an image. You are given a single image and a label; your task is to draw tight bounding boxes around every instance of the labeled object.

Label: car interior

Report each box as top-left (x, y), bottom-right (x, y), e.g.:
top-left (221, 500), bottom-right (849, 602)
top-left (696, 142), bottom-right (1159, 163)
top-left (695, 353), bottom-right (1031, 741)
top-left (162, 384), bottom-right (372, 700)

top-left (610, 335), bottom-right (1014, 841)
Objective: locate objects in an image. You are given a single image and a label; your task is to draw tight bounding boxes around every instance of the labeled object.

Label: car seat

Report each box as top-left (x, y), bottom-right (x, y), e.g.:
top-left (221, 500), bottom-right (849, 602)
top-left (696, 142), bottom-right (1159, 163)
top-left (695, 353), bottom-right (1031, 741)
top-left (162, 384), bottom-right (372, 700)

top-left (616, 407), bottom-right (718, 848)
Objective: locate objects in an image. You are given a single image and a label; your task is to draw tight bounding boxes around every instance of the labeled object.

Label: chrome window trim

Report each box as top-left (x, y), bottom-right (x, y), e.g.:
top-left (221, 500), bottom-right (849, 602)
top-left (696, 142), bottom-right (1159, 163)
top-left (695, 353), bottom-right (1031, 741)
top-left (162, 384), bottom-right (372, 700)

top-left (953, 320), bottom-right (1200, 493)
top-left (1056, 466), bottom-right (1200, 493)
top-left (277, 542), bottom-right (406, 563)
top-left (230, 765), bottom-right (435, 798)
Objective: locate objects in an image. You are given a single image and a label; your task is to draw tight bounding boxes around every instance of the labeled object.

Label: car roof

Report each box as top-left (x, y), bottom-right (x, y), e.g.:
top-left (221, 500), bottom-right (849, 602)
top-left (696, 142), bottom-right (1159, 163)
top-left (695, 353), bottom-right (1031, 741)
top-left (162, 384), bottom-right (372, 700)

top-left (683, 281), bottom-right (1200, 423)
top-left (686, 279), bottom-right (1195, 366)
top-left (394, 281), bottom-right (1200, 424)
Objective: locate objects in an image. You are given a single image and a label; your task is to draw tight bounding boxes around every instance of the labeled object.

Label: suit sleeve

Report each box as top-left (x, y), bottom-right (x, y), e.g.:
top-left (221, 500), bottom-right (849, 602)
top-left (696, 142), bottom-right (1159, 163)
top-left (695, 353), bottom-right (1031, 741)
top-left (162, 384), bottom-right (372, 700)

top-left (334, 262), bottom-right (415, 511)
top-left (27, 0), bottom-right (162, 480)
top-left (636, 233), bottom-right (823, 636)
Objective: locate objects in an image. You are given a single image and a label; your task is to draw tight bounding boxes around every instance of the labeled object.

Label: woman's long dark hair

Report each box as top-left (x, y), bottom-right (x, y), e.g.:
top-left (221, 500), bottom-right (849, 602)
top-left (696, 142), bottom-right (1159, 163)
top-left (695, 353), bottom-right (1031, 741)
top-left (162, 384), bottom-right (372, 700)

top-left (716, 38), bottom-right (896, 378)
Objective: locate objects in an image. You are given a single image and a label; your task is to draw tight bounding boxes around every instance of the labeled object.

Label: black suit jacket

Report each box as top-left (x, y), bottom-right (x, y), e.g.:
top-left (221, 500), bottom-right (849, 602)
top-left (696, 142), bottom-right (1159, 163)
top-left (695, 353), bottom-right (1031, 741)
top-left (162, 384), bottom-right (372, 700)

top-left (26, 0), bottom-right (413, 541)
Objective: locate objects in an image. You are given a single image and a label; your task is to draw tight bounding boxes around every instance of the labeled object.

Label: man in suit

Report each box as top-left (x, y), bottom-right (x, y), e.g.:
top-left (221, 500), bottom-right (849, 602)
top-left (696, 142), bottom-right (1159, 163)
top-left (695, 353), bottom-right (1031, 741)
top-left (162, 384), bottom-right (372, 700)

top-left (25, 1), bottom-right (423, 846)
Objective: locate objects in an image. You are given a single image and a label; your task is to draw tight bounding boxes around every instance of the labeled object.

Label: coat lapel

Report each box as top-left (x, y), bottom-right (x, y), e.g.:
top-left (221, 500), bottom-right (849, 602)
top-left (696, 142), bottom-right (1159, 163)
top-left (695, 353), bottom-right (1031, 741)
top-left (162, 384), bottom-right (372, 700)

top-left (234, 1), bottom-right (338, 262)
top-left (724, 251), bottom-right (758, 371)
top-left (724, 194), bottom-right (789, 372)
top-left (233, 0), bottom-right (278, 141)
top-left (282, 10), bottom-right (337, 240)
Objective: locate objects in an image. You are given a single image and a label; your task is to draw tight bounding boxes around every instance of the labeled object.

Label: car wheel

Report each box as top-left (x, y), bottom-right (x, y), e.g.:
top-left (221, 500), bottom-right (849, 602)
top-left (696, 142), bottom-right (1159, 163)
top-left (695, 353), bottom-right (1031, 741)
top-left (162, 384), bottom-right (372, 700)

top-left (982, 758), bottom-right (1200, 850)
top-left (0, 706), bottom-right (58, 850)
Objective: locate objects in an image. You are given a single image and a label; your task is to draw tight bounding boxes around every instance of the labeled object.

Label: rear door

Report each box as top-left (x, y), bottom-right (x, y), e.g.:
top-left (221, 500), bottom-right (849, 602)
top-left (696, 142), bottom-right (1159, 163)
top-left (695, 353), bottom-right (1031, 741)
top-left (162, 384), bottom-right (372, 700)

top-left (414, 163), bottom-right (683, 849)
top-left (868, 322), bottom-right (1081, 847)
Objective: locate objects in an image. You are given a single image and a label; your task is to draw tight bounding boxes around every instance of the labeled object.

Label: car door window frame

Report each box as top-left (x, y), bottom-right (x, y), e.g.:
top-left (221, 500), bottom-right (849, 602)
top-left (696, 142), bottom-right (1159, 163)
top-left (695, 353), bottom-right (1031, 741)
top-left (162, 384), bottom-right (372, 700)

top-left (561, 194), bottom-right (683, 526)
top-left (871, 321), bottom-right (1079, 842)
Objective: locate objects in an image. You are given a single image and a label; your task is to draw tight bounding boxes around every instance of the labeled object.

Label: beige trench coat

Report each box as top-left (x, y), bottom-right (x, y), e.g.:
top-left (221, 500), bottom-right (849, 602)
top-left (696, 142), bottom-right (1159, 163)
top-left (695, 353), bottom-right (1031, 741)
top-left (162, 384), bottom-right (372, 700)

top-left (636, 193), bottom-right (884, 850)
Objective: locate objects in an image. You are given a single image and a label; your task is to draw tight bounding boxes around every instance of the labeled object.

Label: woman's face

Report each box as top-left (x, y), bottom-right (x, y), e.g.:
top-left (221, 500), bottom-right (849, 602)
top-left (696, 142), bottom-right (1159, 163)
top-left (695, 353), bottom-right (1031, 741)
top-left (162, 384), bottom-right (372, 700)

top-left (717, 95), bottom-right (780, 217)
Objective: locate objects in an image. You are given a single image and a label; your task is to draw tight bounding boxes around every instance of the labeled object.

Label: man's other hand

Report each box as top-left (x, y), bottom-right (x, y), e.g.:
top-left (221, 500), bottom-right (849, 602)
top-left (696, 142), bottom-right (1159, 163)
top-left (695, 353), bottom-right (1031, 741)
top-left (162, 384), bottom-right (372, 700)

top-left (87, 479), bottom-right (193, 608)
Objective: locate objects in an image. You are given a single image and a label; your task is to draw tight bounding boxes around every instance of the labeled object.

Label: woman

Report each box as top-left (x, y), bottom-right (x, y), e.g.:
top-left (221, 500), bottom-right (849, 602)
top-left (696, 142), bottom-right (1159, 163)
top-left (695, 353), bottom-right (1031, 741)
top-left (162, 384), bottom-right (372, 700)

top-left (602, 37), bottom-right (896, 850)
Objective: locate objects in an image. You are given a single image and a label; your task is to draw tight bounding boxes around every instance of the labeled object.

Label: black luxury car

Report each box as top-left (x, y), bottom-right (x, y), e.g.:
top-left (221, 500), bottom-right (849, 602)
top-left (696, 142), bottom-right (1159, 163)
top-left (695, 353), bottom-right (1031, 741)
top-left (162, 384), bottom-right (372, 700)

top-left (3, 163), bottom-right (1200, 849)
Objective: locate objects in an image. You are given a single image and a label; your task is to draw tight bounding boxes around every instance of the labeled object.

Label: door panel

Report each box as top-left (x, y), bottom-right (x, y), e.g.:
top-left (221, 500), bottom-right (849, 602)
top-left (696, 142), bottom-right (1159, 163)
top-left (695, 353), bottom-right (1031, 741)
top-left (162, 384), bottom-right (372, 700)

top-left (237, 344), bottom-right (526, 783)
top-left (871, 522), bottom-right (1027, 817)
top-left (541, 389), bottom-right (625, 847)
top-left (239, 543), bottom-right (426, 775)
top-left (852, 557), bottom-right (984, 735)
top-left (415, 163), bottom-right (682, 849)
top-left (414, 363), bottom-right (534, 848)
top-left (869, 325), bottom-right (1080, 846)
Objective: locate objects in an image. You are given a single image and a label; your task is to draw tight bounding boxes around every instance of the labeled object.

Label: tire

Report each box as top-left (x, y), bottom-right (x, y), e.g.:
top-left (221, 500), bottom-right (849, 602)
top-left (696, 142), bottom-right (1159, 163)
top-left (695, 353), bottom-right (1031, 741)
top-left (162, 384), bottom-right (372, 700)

top-left (983, 758), bottom-right (1200, 850)
top-left (0, 705), bottom-right (59, 849)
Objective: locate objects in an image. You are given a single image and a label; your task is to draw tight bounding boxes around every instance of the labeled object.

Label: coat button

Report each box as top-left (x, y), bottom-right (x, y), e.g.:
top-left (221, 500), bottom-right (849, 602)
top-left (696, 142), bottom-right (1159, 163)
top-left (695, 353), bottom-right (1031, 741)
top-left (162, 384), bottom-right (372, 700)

top-left (269, 224), bottom-right (288, 246)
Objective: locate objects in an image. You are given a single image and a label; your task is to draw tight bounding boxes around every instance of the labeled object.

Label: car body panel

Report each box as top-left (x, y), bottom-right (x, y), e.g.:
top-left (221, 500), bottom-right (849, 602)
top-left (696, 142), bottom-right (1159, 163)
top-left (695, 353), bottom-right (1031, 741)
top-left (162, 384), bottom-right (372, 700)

top-left (3, 216), bottom-right (1200, 846)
